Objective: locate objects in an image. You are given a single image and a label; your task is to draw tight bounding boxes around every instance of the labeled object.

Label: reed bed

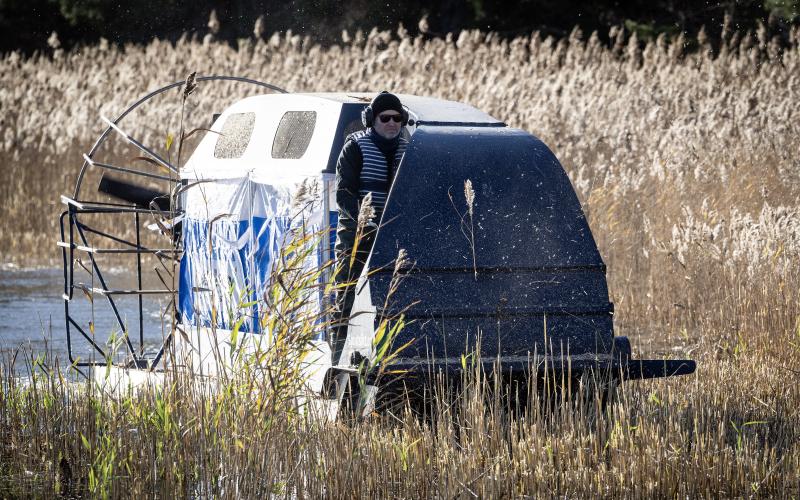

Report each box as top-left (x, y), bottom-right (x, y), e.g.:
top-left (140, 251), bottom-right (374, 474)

top-left (1, 22), bottom-right (799, 497)
top-left (1, 319), bottom-right (798, 497)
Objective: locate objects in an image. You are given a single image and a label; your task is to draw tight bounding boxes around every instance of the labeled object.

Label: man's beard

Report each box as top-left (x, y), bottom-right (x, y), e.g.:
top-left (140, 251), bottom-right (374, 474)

top-left (375, 128), bottom-right (400, 139)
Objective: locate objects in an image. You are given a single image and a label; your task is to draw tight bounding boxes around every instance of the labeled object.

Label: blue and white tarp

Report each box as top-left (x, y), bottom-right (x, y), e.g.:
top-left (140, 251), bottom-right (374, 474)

top-left (178, 174), bottom-right (324, 335)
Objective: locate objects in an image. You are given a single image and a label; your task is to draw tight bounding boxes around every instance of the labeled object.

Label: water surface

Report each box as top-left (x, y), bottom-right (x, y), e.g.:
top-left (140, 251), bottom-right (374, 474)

top-left (0, 267), bottom-right (169, 371)
top-left (0, 266), bottom-right (692, 375)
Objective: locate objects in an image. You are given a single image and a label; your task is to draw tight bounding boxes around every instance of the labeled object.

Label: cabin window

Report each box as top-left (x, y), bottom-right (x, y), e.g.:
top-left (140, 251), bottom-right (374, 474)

top-left (214, 112), bottom-right (256, 159)
top-left (272, 111), bottom-right (316, 159)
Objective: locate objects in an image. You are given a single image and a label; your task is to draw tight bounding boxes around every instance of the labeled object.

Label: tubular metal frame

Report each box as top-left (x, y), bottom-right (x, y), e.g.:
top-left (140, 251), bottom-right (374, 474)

top-left (60, 75), bottom-right (287, 371)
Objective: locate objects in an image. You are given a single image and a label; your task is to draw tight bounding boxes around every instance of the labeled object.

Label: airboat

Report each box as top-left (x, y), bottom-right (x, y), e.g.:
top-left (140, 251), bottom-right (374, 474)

top-left (58, 75), bottom-right (695, 415)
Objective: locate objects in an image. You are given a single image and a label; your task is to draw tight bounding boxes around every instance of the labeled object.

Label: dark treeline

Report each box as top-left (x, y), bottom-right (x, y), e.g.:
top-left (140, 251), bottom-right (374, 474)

top-left (1, 0), bottom-right (798, 53)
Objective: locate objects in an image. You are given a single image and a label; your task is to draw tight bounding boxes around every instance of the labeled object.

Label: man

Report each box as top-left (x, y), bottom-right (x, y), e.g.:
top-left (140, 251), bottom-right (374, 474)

top-left (331, 91), bottom-right (409, 364)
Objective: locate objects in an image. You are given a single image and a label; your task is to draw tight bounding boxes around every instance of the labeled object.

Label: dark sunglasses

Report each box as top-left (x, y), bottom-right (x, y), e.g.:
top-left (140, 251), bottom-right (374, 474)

top-left (378, 114), bottom-right (403, 123)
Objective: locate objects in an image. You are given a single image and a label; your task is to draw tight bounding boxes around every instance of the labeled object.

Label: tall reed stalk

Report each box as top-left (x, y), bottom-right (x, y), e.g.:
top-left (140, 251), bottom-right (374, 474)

top-left (0, 21), bottom-right (799, 497)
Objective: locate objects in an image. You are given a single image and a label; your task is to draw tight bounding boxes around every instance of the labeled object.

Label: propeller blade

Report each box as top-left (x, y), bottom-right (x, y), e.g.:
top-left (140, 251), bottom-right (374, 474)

top-left (98, 174), bottom-right (170, 210)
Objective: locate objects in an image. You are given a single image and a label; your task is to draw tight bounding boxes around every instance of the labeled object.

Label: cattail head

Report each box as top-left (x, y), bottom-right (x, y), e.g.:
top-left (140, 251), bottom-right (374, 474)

top-left (254, 15), bottom-right (266, 40)
top-left (47, 31), bottom-right (61, 50)
top-left (292, 178), bottom-right (319, 210)
top-left (393, 248), bottom-right (409, 275)
top-left (184, 72), bottom-right (197, 99)
top-left (358, 193), bottom-right (376, 229)
top-left (697, 25), bottom-right (710, 51)
top-left (397, 22), bottom-right (408, 39)
top-left (208, 10), bottom-right (221, 35)
top-left (464, 179), bottom-right (475, 217)
top-left (418, 15), bottom-right (429, 35)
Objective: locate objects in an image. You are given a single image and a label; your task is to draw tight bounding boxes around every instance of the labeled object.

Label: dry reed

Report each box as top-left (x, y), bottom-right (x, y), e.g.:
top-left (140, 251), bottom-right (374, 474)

top-left (0, 22), bottom-right (799, 497)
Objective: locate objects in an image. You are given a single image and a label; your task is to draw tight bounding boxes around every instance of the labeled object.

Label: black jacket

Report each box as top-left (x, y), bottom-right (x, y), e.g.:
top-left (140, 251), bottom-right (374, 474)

top-left (334, 131), bottom-right (401, 260)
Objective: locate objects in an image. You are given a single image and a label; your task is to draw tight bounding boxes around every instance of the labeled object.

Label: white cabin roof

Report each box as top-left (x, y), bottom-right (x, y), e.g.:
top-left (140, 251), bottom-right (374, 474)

top-left (181, 93), bottom-right (503, 184)
top-left (298, 93), bottom-right (503, 125)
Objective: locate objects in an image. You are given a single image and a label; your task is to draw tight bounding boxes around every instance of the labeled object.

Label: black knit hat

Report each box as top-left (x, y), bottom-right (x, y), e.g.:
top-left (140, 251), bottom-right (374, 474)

top-left (370, 91), bottom-right (403, 116)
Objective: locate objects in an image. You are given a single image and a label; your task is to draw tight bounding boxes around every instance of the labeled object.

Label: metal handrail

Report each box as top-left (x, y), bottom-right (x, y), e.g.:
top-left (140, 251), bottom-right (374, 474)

top-left (60, 204), bottom-right (179, 369)
top-left (61, 75), bottom-right (288, 372)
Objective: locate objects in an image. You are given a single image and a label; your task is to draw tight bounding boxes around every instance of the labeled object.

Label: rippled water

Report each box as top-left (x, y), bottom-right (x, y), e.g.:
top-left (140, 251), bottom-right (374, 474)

top-left (0, 265), bottom-right (690, 376)
top-left (0, 266), bottom-right (170, 370)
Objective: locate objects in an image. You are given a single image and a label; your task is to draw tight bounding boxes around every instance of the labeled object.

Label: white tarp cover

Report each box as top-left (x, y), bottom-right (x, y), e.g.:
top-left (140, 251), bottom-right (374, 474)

top-left (178, 174), bottom-right (324, 335)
